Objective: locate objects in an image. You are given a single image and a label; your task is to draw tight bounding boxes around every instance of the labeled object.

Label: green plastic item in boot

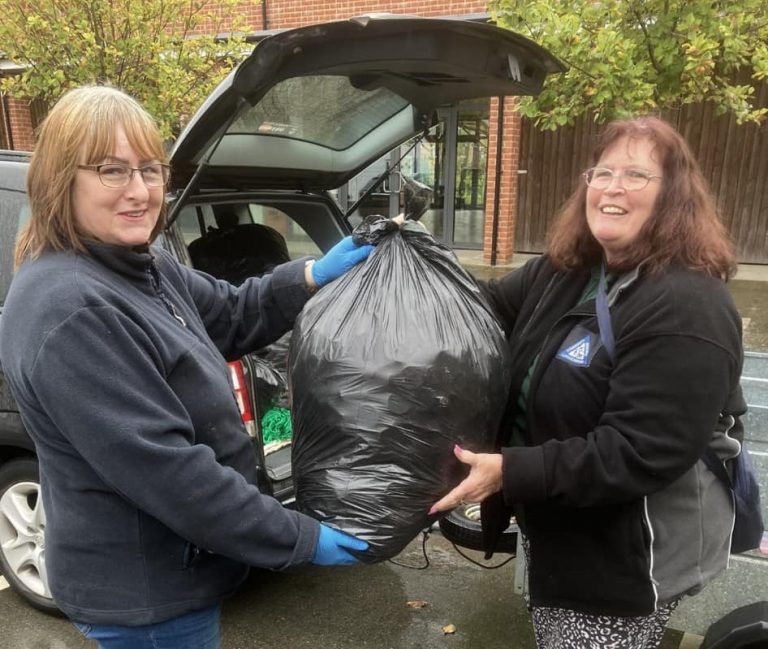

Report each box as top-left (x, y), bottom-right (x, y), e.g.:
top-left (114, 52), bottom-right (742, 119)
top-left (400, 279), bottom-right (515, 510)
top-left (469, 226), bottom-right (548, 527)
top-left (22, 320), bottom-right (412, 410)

top-left (261, 406), bottom-right (292, 444)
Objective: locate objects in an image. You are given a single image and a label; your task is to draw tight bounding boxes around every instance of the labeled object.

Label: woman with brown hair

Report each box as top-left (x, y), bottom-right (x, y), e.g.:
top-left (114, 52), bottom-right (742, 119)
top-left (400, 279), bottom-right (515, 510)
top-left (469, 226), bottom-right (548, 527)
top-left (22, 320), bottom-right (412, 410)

top-left (432, 116), bottom-right (745, 648)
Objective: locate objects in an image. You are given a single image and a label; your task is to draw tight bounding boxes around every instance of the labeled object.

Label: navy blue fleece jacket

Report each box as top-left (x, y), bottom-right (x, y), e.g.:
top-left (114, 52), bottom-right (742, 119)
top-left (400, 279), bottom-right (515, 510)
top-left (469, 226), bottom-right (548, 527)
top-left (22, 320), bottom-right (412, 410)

top-left (0, 241), bottom-right (320, 625)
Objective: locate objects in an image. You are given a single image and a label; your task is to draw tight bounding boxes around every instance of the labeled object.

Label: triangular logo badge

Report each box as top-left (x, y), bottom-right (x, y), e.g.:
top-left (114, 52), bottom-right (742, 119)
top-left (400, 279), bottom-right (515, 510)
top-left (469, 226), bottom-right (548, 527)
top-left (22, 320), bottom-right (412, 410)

top-left (557, 335), bottom-right (591, 367)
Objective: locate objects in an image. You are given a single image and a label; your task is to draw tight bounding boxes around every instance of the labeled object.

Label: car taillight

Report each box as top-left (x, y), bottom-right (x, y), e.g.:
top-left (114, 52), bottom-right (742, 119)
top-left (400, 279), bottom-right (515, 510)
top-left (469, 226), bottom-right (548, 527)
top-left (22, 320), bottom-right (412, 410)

top-left (228, 360), bottom-right (257, 438)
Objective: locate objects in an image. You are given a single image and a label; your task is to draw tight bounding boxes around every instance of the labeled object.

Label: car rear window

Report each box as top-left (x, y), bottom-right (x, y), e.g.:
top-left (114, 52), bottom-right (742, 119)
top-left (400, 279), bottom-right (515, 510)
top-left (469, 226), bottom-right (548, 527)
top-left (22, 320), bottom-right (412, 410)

top-left (179, 202), bottom-right (322, 281)
top-left (227, 75), bottom-right (410, 151)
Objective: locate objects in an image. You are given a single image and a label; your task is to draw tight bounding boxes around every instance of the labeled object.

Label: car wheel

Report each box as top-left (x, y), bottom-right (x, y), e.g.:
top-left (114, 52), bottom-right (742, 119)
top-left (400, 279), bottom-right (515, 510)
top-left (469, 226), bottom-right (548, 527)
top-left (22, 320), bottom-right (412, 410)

top-left (702, 601), bottom-right (768, 649)
top-left (438, 502), bottom-right (517, 555)
top-left (0, 458), bottom-right (60, 615)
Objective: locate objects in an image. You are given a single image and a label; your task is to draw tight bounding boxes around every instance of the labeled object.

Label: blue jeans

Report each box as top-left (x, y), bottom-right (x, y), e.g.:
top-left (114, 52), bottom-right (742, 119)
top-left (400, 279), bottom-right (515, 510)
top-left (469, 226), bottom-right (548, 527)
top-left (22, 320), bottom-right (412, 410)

top-left (72, 604), bottom-right (221, 649)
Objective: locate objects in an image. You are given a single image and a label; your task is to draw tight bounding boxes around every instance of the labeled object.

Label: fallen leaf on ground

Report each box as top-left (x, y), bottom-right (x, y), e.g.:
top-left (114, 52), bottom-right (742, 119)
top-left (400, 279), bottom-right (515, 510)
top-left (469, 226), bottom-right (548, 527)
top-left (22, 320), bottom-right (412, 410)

top-left (442, 624), bottom-right (457, 635)
top-left (406, 599), bottom-right (428, 609)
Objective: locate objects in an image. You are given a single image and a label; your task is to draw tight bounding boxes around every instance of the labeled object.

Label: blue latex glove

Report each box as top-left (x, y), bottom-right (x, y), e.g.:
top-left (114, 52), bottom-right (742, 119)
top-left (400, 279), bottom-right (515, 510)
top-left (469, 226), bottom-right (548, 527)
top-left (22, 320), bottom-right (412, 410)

top-left (311, 236), bottom-right (374, 288)
top-left (312, 524), bottom-right (369, 566)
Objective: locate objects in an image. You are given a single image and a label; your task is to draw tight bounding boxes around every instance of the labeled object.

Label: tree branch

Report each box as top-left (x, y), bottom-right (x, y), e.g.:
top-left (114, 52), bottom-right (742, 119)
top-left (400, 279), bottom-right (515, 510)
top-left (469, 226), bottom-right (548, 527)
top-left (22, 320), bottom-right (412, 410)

top-left (633, 7), bottom-right (661, 73)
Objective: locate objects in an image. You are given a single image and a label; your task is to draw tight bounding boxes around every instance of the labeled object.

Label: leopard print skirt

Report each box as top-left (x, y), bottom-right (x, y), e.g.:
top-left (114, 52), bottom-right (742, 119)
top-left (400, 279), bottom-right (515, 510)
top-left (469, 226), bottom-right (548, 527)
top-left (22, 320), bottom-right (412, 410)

top-left (521, 537), bottom-right (679, 649)
top-left (530, 601), bottom-right (679, 649)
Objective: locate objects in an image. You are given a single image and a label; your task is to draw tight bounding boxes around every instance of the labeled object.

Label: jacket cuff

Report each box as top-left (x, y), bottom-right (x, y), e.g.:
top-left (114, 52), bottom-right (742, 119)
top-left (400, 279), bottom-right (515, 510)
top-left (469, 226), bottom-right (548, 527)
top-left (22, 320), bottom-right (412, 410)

top-left (269, 258), bottom-right (313, 321)
top-left (501, 446), bottom-right (547, 504)
top-left (290, 514), bottom-right (322, 568)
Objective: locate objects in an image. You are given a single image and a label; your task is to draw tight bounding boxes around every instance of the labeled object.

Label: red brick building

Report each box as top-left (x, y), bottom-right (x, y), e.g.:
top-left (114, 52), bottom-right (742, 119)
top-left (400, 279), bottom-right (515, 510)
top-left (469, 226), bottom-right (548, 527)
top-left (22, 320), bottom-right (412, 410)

top-left (1, 1), bottom-right (532, 263)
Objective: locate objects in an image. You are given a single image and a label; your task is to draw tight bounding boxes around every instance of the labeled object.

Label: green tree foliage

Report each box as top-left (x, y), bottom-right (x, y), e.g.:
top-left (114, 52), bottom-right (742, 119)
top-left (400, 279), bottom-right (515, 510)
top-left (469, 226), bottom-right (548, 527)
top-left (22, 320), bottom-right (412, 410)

top-left (0, 0), bottom-right (254, 139)
top-left (491, 0), bottom-right (768, 129)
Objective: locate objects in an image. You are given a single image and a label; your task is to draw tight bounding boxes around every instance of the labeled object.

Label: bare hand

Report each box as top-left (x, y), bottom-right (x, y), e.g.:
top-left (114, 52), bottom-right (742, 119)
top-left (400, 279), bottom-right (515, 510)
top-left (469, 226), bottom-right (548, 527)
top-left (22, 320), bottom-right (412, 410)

top-left (429, 445), bottom-right (503, 514)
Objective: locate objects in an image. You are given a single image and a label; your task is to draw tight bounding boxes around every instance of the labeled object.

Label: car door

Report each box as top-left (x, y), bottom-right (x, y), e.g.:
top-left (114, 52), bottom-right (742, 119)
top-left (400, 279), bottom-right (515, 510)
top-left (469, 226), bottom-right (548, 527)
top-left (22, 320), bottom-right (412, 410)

top-left (0, 160), bottom-right (31, 419)
top-left (167, 15), bottom-right (564, 224)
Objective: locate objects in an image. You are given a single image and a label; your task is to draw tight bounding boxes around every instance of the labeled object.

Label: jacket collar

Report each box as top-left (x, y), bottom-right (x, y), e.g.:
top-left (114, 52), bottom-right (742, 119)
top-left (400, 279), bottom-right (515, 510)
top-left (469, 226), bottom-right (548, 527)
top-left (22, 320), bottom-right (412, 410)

top-left (606, 263), bottom-right (644, 307)
top-left (82, 240), bottom-right (155, 281)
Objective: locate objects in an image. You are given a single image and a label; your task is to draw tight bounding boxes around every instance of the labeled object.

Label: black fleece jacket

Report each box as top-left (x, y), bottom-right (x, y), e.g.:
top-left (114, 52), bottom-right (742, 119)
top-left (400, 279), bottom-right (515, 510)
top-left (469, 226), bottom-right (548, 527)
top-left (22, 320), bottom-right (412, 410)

top-left (479, 255), bottom-right (744, 616)
top-left (0, 241), bottom-right (320, 625)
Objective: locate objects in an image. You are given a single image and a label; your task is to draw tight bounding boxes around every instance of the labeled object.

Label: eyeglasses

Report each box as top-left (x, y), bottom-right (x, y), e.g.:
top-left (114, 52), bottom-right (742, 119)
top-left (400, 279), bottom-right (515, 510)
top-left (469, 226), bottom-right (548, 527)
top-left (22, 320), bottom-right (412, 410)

top-left (77, 163), bottom-right (170, 188)
top-left (583, 167), bottom-right (661, 191)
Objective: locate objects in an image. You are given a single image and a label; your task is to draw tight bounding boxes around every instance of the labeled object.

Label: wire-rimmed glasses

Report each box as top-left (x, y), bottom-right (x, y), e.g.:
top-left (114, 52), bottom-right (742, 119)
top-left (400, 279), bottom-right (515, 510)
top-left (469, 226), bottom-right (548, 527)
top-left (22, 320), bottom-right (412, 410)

top-left (583, 167), bottom-right (661, 191)
top-left (77, 163), bottom-right (171, 188)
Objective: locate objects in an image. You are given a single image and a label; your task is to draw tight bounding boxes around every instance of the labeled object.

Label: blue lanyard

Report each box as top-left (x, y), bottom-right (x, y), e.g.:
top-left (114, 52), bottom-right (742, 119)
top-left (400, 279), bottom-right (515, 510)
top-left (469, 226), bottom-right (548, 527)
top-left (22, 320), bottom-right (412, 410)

top-left (596, 262), bottom-right (616, 362)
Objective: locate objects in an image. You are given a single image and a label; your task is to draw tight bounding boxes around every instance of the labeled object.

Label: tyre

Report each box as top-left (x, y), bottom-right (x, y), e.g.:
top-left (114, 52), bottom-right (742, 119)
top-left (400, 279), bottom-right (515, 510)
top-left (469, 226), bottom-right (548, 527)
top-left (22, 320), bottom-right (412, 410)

top-left (702, 601), bottom-right (768, 649)
top-left (438, 502), bottom-right (518, 555)
top-left (0, 457), bottom-right (61, 615)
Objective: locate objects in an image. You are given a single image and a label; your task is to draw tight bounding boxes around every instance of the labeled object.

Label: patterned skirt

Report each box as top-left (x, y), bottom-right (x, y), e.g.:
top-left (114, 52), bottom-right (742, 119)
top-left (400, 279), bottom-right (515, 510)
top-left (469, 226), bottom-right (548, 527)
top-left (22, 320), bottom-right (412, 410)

top-left (521, 537), bottom-right (679, 649)
top-left (530, 601), bottom-right (679, 649)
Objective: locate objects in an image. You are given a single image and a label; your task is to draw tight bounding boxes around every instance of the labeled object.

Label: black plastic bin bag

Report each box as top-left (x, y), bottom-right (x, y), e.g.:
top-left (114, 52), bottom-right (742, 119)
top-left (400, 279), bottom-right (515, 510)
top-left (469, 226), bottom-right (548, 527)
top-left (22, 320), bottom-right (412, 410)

top-left (289, 217), bottom-right (511, 562)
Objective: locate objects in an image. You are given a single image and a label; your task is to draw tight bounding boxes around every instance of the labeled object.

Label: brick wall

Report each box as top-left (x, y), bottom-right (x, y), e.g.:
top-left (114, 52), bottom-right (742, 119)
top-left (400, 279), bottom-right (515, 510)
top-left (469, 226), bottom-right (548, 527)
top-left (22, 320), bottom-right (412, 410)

top-left (5, 96), bottom-right (35, 151)
top-left (484, 96), bottom-right (521, 264)
top-left (187, 2), bottom-right (263, 35)
top-left (258, 1), bottom-right (488, 29)
top-left (192, 1), bottom-right (488, 33)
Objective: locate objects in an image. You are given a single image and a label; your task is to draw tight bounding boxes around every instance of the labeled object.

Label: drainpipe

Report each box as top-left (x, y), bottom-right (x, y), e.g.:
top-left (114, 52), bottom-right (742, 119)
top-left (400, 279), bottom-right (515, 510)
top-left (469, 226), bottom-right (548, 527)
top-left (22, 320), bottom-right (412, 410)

top-left (489, 96), bottom-right (505, 266)
top-left (262, 0), bottom-right (269, 30)
top-left (1, 93), bottom-right (14, 150)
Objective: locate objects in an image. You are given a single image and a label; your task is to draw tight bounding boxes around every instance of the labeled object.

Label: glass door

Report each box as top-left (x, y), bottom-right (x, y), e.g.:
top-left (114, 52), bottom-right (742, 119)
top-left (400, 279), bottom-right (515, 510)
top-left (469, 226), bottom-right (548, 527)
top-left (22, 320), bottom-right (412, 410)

top-left (343, 99), bottom-right (490, 249)
top-left (400, 115), bottom-right (448, 240)
top-left (452, 101), bottom-right (489, 248)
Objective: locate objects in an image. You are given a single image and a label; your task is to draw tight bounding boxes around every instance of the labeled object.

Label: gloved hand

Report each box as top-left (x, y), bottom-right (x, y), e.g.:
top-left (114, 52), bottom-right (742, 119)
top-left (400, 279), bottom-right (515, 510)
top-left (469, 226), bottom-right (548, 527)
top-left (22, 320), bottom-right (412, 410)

top-left (311, 523), bottom-right (369, 566)
top-left (310, 236), bottom-right (374, 288)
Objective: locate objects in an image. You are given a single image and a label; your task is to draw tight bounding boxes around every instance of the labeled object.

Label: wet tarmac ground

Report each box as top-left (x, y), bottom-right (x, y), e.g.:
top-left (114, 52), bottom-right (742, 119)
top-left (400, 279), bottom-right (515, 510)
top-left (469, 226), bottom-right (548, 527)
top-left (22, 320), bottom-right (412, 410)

top-left (221, 533), bottom-right (532, 649)
top-left (0, 531), bottom-right (689, 649)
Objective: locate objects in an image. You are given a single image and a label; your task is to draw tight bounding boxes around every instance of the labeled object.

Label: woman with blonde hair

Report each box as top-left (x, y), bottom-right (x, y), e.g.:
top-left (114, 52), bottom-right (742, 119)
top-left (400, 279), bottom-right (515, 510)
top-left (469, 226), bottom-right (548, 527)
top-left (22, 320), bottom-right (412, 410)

top-left (0, 85), bottom-right (371, 649)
